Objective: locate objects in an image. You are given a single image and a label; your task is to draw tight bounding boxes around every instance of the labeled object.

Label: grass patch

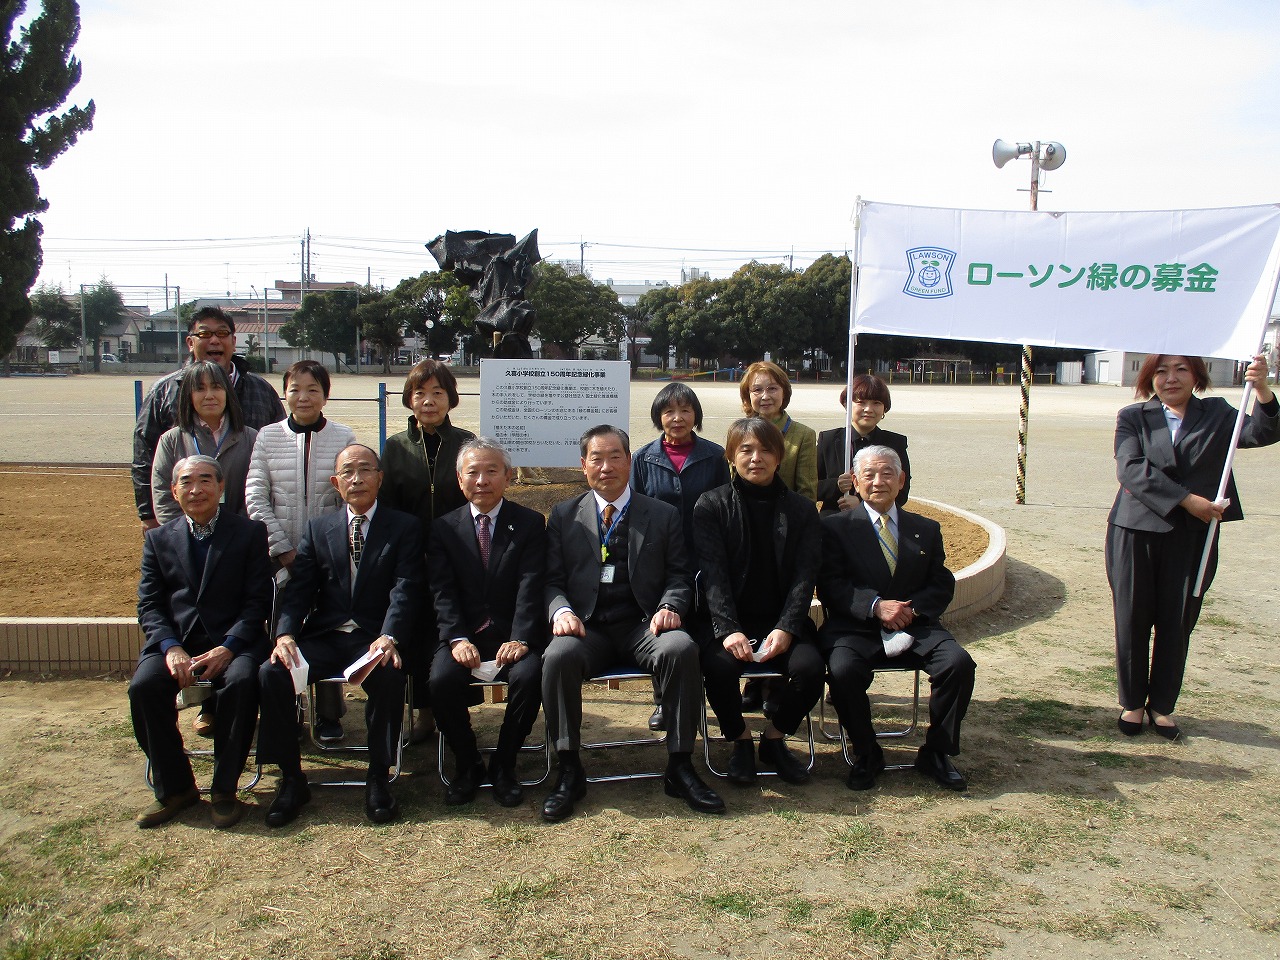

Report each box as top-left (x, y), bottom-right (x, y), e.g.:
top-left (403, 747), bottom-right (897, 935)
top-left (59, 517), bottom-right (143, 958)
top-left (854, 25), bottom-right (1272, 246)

top-left (483, 876), bottom-right (559, 908)
top-left (991, 697), bottom-right (1080, 736)
top-left (1086, 750), bottom-right (1142, 769)
top-left (1144, 882), bottom-right (1208, 911)
top-left (1198, 613), bottom-right (1240, 630)
top-left (768, 807), bottom-right (804, 823)
top-left (782, 897), bottom-right (813, 924)
top-left (115, 850), bottom-right (170, 888)
top-left (1044, 907), bottom-right (1158, 940)
top-left (1058, 663), bottom-right (1116, 694)
top-left (830, 820), bottom-right (884, 861)
top-left (702, 891), bottom-right (759, 919)
top-left (845, 871), bottom-right (993, 952)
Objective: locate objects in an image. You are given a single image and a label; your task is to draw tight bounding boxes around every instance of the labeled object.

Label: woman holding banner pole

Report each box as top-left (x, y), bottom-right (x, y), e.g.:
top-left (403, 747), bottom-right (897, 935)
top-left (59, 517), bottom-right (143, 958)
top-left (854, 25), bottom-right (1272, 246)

top-left (1106, 354), bottom-right (1278, 740)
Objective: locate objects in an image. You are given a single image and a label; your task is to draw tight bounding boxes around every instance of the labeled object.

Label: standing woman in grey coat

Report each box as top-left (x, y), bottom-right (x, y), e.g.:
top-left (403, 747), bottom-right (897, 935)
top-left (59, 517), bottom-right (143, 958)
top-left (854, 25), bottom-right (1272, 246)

top-left (1107, 353), bottom-right (1277, 740)
top-left (151, 362), bottom-right (257, 524)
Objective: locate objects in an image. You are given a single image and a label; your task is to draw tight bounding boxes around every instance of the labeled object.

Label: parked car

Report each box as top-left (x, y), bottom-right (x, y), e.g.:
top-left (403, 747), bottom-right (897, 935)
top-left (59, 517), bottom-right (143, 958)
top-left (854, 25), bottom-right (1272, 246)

top-left (100, 354), bottom-right (121, 364)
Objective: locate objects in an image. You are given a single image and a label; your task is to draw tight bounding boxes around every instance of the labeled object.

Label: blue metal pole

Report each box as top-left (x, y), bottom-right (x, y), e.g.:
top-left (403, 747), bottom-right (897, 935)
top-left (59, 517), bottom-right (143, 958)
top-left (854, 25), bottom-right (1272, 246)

top-left (378, 381), bottom-right (387, 455)
top-left (134, 379), bottom-right (143, 418)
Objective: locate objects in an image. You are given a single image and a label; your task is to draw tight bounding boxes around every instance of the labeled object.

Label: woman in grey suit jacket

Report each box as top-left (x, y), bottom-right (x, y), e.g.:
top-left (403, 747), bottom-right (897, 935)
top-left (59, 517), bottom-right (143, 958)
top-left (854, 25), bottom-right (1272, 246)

top-left (1106, 353), bottom-right (1278, 739)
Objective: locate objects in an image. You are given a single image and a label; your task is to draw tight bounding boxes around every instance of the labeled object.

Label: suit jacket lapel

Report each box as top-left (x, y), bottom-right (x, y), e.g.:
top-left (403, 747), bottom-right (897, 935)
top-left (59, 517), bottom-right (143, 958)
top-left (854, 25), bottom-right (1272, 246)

top-left (575, 493), bottom-right (601, 565)
top-left (165, 520), bottom-right (201, 593)
top-left (627, 495), bottom-right (647, 570)
top-left (1143, 399), bottom-right (1177, 470)
top-left (852, 512), bottom-right (893, 587)
top-left (891, 512), bottom-right (928, 593)
top-left (484, 504), bottom-right (512, 585)
top-left (328, 512), bottom-right (354, 596)
top-left (197, 516), bottom-right (229, 599)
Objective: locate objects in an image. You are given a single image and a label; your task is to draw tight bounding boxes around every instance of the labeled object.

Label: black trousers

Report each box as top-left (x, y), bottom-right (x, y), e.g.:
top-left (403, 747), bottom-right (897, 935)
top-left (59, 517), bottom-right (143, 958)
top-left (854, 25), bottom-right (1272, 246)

top-left (129, 647), bottom-right (260, 799)
top-left (826, 631), bottom-right (975, 763)
top-left (429, 633), bottom-right (543, 770)
top-left (1106, 519), bottom-right (1217, 715)
top-left (257, 629), bottom-right (405, 776)
top-left (701, 640), bottom-right (824, 740)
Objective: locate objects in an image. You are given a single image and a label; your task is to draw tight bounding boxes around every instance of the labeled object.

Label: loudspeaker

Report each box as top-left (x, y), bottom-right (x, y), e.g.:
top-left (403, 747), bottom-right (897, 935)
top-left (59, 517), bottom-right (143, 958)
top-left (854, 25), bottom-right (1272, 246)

top-left (1040, 142), bottom-right (1067, 171)
top-left (992, 139), bottom-right (1031, 169)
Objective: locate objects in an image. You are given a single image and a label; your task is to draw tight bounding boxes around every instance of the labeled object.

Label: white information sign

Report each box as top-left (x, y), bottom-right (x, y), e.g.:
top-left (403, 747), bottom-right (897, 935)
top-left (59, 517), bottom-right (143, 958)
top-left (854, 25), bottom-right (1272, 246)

top-left (480, 359), bottom-right (631, 467)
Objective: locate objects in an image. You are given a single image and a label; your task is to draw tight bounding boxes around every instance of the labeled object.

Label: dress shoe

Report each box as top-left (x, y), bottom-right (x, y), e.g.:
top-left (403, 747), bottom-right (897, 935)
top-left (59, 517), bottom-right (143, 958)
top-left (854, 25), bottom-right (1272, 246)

top-left (314, 719), bottom-right (344, 745)
top-left (648, 705), bottom-right (665, 732)
top-left (1117, 712), bottom-right (1143, 737)
top-left (759, 735), bottom-right (810, 785)
top-left (265, 773), bottom-right (311, 828)
top-left (410, 708), bottom-right (436, 745)
top-left (726, 737), bottom-right (757, 785)
top-left (135, 785), bottom-right (199, 829)
top-left (845, 753), bottom-right (885, 791)
top-left (365, 772), bottom-right (399, 824)
top-left (914, 746), bottom-right (967, 791)
top-left (1147, 707), bottom-right (1182, 741)
top-left (193, 706), bottom-right (215, 738)
top-left (664, 761), bottom-right (726, 814)
top-left (542, 761), bottom-right (587, 823)
top-left (209, 792), bottom-right (244, 830)
top-left (740, 679), bottom-right (763, 712)
top-left (489, 760), bottom-right (524, 808)
top-left (445, 760), bottom-right (486, 806)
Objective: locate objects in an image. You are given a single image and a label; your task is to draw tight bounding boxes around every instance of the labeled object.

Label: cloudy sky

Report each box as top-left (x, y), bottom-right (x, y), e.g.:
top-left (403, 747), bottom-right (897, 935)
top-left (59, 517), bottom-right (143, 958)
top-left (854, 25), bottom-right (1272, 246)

top-left (28, 0), bottom-right (1280, 308)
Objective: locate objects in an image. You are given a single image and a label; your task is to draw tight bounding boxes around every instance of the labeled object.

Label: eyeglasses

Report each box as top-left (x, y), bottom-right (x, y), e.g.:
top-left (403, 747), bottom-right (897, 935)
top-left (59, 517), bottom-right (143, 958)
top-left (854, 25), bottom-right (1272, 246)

top-left (337, 465), bottom-right (380, 480)
top-left (189, 329), bottom-right (233, 340)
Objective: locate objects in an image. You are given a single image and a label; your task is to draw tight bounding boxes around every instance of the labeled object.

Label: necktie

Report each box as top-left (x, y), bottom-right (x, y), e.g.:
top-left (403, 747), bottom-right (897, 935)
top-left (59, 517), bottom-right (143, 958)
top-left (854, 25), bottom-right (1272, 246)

top-left (351, 514), bottom-right (366, 567)
top-left (477, 513), bottom-right (492, 568)
top-left (602, 503), bottom-right (616, 527)
top-left (876, 514), bottom-right (897, 574)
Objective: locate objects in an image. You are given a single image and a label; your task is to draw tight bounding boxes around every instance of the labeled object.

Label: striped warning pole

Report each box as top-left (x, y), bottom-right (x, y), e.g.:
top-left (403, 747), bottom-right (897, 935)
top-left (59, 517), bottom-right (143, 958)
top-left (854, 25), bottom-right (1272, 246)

top-left (1016, 344), bottom-right (1032, 504)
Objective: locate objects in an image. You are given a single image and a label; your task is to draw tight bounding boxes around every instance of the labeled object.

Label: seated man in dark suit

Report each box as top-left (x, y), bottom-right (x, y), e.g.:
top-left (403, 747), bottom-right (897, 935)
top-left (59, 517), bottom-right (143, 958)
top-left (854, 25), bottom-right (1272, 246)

top-left (129, 455), bottom-right (273, 829)
top-left (257, 444), bottom-right (425, 826)
top-left (817, 445), bottom-right (976, 792)
top-left (428, 437), bottom-right (546, 807)
top-left (541, 425), bottom-right (725, 822)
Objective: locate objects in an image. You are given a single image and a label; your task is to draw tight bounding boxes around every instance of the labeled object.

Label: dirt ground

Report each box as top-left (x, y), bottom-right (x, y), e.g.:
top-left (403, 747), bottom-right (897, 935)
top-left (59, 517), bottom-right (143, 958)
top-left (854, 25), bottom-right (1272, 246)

top-left (2, 374), bottom-right (1280, 960)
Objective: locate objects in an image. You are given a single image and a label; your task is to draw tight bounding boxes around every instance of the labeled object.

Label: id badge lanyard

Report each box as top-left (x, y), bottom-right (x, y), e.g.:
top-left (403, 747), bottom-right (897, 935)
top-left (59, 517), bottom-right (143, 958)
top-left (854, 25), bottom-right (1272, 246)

top-left (598, 504), bottom-right (629, 564)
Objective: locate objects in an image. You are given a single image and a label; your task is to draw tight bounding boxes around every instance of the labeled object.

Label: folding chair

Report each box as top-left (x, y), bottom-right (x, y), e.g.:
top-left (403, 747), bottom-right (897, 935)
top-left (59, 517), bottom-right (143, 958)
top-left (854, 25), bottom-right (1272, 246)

top-left (145, 680), bottom-right (262, 793)
top-left (699, 665), bottom-right (816, 780)
top-left (436, 679), bottom-right (553, 789)
top-left (576, 668), bottom-right (669, 784)
top-left (821, 664), bottom-right (922, 772)
top-left (303, 676), bottom-right (413, 787)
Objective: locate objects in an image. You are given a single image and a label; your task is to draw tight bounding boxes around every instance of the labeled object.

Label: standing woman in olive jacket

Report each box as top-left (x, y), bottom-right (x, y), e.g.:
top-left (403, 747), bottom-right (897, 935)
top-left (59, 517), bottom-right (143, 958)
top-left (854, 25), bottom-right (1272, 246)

top-left (1107, 353), bottom-right (1278, 740)
top-left (694, 417), bottom-right (824, 785)
top-left (381, 359), bottom-right (476, 740)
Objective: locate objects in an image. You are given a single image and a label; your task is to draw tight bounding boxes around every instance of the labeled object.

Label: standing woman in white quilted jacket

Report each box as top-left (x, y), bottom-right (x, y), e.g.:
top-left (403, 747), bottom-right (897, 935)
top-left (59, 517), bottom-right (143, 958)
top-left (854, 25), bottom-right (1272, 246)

top-left (246, 360), bottom-right (356, 574)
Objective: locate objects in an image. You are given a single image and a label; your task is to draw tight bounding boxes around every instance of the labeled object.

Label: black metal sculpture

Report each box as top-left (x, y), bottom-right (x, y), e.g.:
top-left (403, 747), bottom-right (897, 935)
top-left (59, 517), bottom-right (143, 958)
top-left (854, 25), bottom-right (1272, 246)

top-left (426, 229), bottom-right (542, 359)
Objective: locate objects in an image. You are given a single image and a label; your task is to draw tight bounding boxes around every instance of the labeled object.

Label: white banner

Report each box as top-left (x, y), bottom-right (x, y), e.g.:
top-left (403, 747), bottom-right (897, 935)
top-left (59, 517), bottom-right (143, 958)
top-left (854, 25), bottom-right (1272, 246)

top-left (854, 201), bottom-right (1280, 360)
top-left (480, 359), bottom-right (630, 467)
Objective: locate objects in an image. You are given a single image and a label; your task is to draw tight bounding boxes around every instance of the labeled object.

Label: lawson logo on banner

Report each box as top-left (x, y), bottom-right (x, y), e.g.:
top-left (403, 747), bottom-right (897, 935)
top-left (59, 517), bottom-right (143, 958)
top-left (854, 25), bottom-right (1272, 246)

top-left (903, 247), bottom-right (957, 299)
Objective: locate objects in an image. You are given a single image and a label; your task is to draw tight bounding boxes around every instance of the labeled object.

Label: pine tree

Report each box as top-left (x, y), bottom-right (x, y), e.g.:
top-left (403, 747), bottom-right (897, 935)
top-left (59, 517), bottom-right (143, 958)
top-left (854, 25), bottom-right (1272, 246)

top-left (0, 1), bottom-right (94, 358)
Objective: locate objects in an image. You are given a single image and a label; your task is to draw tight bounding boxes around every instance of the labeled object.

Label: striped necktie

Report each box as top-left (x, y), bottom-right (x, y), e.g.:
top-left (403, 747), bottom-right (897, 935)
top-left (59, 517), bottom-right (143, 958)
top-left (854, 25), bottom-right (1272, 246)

top-left (351, 515), bottom-right (366, 567)
top-left (876, 514), bottom-right (897, 574)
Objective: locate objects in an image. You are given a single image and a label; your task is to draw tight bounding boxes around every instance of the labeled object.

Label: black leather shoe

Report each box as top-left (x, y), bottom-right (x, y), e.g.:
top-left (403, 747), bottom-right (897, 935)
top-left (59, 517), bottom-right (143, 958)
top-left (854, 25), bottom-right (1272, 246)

top-left (648, 705), bottom-right (665, 732)
top-left (759, 735), bottom-right (810, 785)
top-left (1117, 712), bottom-right (1143, 736)
top-left (726, 738), bottom-right (757, 785)
top-left (1146, 707), bottom-right (1182, 741)
top-left (265, 773), bottom-right (311, 828)
top-left (846, 754), bottom-right (884, 791)
top-left (914, 747), bottom-right (967, 791)
top-left (365, 772), bottom-right (399, 824)
top-left (445, 760), bottom-right (486, 806)
top-left (740, 679), bottom-right (763, 712)
top-left (664, 761), bottom-right (726, 814)
top-left (489, 761), bottom-right (524, 808)
top-left (541, 760), bottom-right (587, 823)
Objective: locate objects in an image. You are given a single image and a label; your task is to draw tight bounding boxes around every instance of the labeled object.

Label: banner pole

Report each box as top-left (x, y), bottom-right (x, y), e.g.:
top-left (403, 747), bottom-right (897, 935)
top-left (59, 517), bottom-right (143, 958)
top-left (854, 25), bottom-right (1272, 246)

top-left (1191, 238), bottom-right (1280, 597)
top-left (844, 198), bottom-right (864, 476)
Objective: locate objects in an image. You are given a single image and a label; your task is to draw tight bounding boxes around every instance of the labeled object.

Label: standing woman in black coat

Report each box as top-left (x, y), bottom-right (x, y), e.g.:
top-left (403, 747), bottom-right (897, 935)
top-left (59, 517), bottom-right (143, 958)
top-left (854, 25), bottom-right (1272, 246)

top-left (1107, 354), bottom-right (1278, 739)
top-left (816, 375), bottom-right (910, 514)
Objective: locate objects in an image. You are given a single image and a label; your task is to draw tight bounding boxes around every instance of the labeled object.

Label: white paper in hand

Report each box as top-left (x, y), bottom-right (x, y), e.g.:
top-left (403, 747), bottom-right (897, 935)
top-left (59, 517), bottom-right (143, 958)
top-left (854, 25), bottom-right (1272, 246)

top-left (751, 640), bottom-right (772, 663)
top-left (882, 630), bottom-right (914, 658)
top-left (343, 648), bottom-right (382, 686)
top-left (290, 650), bottom-right (310, 696)
top-left (471, 660), bottom-right (502, 682)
